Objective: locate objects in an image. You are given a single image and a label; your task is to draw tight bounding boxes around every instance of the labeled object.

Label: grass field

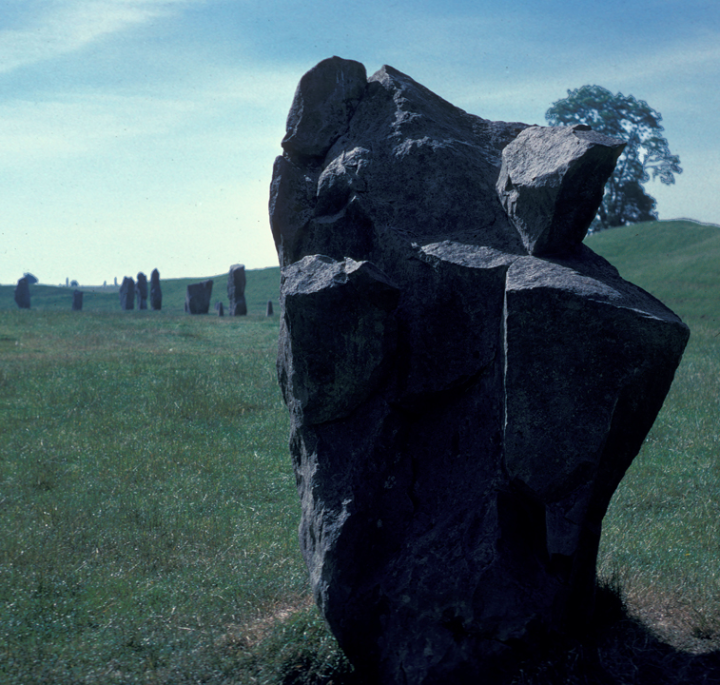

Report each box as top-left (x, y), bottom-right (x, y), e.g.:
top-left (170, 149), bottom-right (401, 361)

top-left (1, 220), bottom-right (720, 683)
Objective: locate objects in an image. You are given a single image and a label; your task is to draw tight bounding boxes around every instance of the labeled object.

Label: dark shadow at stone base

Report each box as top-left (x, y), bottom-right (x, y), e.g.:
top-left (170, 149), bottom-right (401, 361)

top-left (283, 586), bottom-right (720, 685)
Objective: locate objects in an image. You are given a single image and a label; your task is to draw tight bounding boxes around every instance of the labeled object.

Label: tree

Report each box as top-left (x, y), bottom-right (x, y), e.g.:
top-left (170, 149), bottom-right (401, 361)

top-left (545, 85), bottom-right (682, 231)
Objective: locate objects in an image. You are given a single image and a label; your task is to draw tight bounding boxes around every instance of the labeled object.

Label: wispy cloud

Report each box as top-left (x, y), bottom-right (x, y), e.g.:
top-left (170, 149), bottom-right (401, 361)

top-left (0, 60), bottom-right (298, 165)
top-left (612, 38), bottom-right (720, 88)
top-left (0, 0), bottom-right (201, 74)
top-left (445, 32), bottom-right (720, 126)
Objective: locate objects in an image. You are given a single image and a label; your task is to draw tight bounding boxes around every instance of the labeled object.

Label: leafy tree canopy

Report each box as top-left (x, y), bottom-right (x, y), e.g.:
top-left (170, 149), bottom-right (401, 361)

top-left (545, 85), bottom-right (682, 231)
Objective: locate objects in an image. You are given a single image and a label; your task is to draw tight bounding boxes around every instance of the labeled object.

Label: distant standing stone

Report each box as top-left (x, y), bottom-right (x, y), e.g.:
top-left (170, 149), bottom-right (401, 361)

top-left (136, 272), bottom-right (148, 310)
top-left (227, 264), bottom-right (247, 316)
top-left (215, 301), bottom-right (225, 316)
top-left (150, 269), bottom-right (162, 311)
top-left (266, 300), bottom-right (274, 316)
top-left (185, 280), bottom-right (213, 314)
top-left (14, 277), bottom-right (30, 309)
top-left (119, 277), bottom-right (135, 310)
top-left (72, 290), bottom-right (83, 311)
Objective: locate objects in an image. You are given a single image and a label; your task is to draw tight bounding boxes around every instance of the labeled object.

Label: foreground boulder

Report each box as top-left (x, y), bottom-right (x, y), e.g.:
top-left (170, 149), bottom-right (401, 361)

top-left (227, 264), bottom-right (247, 315)
top-left (14, 277), bottom-right (30, 309)
top-left (270, 57), bottom-right (690, 684)
top-left (150, 269), bottom-right (162, 310)
top-left (185, 280), bottom-right (213, 314)
top-left (119, 277), bottom-right (134, 310)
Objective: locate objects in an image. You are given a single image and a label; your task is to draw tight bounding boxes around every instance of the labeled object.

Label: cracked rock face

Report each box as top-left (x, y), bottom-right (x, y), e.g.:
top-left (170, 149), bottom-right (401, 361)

top-left (269, 57), bottom-right (690, 684)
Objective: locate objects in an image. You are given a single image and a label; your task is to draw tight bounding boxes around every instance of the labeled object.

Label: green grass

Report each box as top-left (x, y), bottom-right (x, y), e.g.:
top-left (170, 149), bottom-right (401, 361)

top-left (0, 311), bottom-right (328, 684)
top-left (2, 220), bottom-right (720, 684)
top-left (585, 219), bottom-right (720, 324)
top-left (0, 267), bottom-right (281, 315)
top-left (586, 221), bottom-right (720, 657)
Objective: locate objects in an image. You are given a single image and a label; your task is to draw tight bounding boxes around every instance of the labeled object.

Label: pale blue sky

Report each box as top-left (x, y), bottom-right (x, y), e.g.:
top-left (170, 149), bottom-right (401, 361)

top-left (1, 0), bottom-right (718, 285)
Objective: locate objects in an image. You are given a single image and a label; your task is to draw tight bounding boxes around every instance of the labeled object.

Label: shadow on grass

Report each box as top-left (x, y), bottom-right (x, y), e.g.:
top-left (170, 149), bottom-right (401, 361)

top-left (269, 586), bottom-right (720, 685)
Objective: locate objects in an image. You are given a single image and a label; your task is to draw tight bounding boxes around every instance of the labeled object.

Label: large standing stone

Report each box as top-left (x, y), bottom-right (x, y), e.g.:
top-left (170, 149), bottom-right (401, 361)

top-left (185, 280), bottom-right (213, 314)
top-left (72, 290), bottom-right (83, 311)
top-left (227, 264), bottom-right (247, 316)
top-left (119, 277), bottom-right (134, 310)
top-left (14, 277), bottom-right (30, 309)
top-left (150, 269), bottom-right (162, 311)
top-left (136, 272), bottom-right (148, 310)
top-left (269, 58), bottom-right (690, 684)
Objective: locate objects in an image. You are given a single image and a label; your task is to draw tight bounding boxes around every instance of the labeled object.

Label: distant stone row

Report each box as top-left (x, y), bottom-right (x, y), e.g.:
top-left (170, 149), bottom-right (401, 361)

top-left (13, 264), bottom-right (274, 316)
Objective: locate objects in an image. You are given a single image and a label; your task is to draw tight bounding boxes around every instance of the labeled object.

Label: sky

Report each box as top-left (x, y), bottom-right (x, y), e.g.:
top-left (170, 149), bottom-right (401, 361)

top-left (1, 0), bottom-right (718, 286)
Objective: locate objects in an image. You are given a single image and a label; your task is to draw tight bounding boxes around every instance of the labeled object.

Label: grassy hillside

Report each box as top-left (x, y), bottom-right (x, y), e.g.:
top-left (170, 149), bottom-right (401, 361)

top-left (585, 219), bottom-right (720, 325)
top-left (0, 267), bottom-right (281, 315)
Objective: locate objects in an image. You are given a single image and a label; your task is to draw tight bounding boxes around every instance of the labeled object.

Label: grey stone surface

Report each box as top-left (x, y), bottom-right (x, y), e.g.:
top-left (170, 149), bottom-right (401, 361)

top-left (72, 290), bottom-right (83, 311)
top-left (185, 280), bottom-right (213, 314)
top-left (497, 124), bottom-right (625, 255)
top-left (119, 277), bottom-right (135, 310)
top-left (14, 277), bottom-right (30, 309)
top-left (136, 272), bottom-right (148, 310)
top-left (282, 55), bottom-right (367, 160)
top-left (270, 58), bottom-right (690, 684)
top-left (150, 269), bottom-right (162, 311)
top-left (227, 264), bottom-right (247, 316)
